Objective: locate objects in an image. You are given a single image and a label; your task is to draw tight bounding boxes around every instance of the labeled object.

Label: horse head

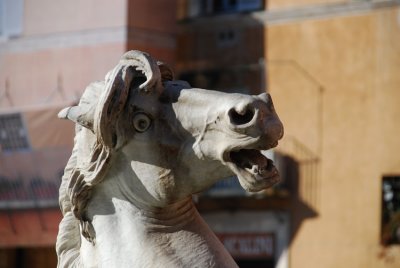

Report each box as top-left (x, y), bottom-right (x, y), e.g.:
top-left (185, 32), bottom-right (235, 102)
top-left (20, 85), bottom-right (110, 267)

top-left (57, 50), bottom-right (283, 266)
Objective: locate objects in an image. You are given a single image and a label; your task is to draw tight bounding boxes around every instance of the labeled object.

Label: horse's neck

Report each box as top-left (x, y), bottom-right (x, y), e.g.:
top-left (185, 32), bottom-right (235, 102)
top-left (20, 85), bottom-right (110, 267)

top-left (83, 174), bottom-right (238, 268)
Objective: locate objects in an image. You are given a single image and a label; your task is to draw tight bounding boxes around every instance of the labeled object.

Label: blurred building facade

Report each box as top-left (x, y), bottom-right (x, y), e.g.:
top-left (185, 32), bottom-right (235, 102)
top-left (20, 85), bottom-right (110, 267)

top-left (0, 0), bottom-right (178, 267)
top-left (265, 1), bottom-right (400, 267)
top-left (1, 0), bottom-right (400, 267)
top-left (177, 0), bottom-right (400, 267)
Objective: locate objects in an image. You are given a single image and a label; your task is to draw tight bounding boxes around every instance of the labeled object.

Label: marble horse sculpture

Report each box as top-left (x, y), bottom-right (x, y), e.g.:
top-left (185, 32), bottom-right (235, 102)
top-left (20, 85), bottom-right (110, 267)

top-left (56, 50), bottom-right (284, 267)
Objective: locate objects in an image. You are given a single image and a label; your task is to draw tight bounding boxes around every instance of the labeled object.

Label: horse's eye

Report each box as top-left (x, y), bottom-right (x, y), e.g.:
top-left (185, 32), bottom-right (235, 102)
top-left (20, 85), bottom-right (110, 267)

top-left (133, 113), bottom-right (151, 132)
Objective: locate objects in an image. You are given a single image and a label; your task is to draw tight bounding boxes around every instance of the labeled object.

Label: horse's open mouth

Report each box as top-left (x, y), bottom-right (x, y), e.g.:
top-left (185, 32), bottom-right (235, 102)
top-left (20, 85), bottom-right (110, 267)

top-left (224, 149), bottom-right (280, 192)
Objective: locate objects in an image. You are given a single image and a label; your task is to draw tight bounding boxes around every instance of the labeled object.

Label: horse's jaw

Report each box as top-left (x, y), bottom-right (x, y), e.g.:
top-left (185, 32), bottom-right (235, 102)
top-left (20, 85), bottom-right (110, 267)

top-left (222, 143), bottom-right (280, 192)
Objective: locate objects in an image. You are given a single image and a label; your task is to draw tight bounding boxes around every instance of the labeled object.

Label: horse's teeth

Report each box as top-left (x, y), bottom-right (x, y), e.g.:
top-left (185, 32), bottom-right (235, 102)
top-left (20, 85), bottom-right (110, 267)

top-left (251, 165), bottom-right (258, 174)
top-left (258, 167), bottom-right (267, 175)
top-left (244, 164), bottom-right (271, 177)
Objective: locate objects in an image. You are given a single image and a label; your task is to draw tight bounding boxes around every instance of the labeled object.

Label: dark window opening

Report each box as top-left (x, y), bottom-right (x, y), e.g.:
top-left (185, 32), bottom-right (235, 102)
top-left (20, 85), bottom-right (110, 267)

top-left (0, 113), bottom-right (30, 152)
top-left (381, 176), bottom-right (400, 245)
top-left (185, 0), bottom-right (264, 18)
top-left (217, 29), bottom-right (237, 47)
top-left (236, 258), bottom-right (275, 268)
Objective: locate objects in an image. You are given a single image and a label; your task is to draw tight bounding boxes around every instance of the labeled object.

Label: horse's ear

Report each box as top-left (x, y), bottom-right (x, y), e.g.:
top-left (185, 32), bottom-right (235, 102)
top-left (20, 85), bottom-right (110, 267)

top-left (158, 61), bottom-right (174, 82)
top-left (58, 81), bottom-right (103, 131)
top-left (60, 51), bottom-right (165, 146)
top-left (119, 50), bottom-right (162, 94)
top-left (93, 51), bottom-right (165, 148)
top-left (58, 106), bottom-right (94, 131)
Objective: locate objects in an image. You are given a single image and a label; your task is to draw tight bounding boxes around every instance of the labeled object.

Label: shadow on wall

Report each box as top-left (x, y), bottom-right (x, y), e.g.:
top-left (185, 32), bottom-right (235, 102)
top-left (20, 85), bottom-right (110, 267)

top-left (276, 138), bottom-right (320, 245)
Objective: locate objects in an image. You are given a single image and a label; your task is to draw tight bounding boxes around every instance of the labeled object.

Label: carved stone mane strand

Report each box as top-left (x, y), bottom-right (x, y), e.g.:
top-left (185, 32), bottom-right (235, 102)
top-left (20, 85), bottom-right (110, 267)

top-left (56, 51), bottom-right (169, 266)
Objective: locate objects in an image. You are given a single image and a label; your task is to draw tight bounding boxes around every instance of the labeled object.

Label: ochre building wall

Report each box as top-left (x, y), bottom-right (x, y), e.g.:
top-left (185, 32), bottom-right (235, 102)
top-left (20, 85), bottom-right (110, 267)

top-left (267, 6), bottom-right (400, 268)
top-left (268, 0), bottom-right (349, 10)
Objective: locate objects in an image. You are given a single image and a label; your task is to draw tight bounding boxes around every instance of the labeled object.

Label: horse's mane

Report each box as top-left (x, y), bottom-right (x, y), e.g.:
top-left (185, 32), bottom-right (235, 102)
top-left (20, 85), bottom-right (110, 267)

top-left (55, 51), bottom-right (170, 267)
top-left (56, 78), bottom-right (116, 267)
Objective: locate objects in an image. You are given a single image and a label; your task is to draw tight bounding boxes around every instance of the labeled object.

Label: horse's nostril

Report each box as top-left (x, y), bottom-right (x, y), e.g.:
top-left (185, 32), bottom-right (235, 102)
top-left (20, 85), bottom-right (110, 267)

top-left (228, 107), bottom-right (255, 125)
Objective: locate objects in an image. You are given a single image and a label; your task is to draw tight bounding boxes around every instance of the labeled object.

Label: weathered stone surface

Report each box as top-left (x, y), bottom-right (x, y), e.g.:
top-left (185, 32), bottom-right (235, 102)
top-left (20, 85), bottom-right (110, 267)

top-left (56, 50), bottom-right (283, 267)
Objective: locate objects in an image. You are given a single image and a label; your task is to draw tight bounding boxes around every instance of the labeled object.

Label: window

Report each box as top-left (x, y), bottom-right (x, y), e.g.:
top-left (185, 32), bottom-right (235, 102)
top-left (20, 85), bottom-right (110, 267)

top-left (0, 0), bottom-right (24, 39)
top-left (0, 113), bottom-right (30, 152)
top-left (186, 0), bottom-right (263, 18)
top-left (381, 176), bottom-right (400, 245)
top-left (217, 29), bottom-right (237, 47)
